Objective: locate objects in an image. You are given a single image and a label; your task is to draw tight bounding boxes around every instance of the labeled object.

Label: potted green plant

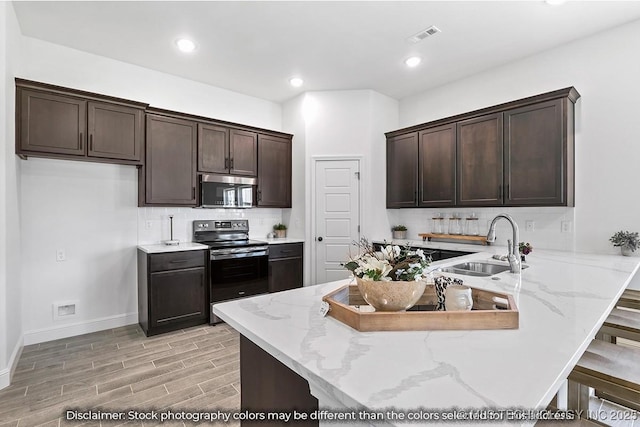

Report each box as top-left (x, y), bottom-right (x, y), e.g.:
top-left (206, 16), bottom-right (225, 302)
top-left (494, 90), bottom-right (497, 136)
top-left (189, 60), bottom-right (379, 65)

top-left (610, 231), bottom-right (639, 256)
top-left (391, 225), bottom-right (407, 240)
top-left (518, 242), bottom-right (533, 262)
top-left (273, 223), bottom-right (287, 238)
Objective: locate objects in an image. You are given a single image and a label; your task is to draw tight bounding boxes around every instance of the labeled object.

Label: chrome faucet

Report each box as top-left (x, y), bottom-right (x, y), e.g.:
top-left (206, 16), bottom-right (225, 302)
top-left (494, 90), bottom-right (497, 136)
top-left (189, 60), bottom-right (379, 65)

top-left (487, 213), bottom-right (521, 274)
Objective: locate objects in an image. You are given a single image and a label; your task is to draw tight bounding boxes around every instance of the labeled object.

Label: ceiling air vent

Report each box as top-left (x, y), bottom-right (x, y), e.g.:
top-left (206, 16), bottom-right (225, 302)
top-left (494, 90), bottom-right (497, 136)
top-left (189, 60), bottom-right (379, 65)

top-left (407, 26), bottom-right (441, 44)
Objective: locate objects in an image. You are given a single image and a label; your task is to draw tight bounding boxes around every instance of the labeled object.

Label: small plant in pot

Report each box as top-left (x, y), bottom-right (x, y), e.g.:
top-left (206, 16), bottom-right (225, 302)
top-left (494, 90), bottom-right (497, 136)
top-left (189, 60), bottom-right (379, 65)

top-left (518, 242), bottom-right (533, 262)
top-left (610, 231), bottom-right (640, 256)
top-left (391, 225), bottom-right (408, 240)
top-left (273, 223), bottom-right (287, 238)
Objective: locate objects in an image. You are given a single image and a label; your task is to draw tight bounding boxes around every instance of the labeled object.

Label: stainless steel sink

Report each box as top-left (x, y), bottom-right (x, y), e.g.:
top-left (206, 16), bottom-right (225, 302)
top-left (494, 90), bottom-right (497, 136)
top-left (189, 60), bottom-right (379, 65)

top-left (440, 261), bottom-right (529, 277)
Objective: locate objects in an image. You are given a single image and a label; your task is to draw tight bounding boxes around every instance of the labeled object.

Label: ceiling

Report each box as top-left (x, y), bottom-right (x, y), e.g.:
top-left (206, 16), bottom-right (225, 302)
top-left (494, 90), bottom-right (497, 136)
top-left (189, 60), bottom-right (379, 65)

top-left (12, 1), bottom-right (640, 103)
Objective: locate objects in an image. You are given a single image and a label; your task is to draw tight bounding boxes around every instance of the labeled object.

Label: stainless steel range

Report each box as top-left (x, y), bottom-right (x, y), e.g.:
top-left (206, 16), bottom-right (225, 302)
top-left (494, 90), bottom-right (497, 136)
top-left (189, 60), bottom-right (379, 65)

top-left (193, 220), bottom-right (269, 324)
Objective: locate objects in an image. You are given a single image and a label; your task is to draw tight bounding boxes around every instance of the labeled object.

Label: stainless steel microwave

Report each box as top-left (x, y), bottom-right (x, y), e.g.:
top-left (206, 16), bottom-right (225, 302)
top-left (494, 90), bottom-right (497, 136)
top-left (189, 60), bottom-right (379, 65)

top-left (200, 175), bottom-right (256, 208)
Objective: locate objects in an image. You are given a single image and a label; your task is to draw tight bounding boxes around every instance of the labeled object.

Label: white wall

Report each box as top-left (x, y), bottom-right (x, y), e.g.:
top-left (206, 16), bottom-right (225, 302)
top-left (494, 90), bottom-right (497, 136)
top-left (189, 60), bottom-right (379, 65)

top-left (397, 19), bottom-right (640, 254)
top-left (16, 36), bottom-right (284, 344)
top-left (283, 90), bottom-right (398, 284)
top-left (0, 1), bottom-right (23, 389)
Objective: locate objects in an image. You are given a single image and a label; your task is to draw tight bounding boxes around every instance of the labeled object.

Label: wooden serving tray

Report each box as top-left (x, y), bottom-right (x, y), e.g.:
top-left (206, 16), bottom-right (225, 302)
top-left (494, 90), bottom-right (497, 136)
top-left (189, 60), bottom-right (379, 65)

top-left (322, 284), bottom-right (518, 332)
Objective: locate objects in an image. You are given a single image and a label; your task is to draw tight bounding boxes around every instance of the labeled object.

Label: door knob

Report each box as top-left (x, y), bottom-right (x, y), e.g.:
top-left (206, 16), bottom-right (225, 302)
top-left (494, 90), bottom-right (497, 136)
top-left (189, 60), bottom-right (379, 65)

top-left (317, 237), bottom-right (323, 242)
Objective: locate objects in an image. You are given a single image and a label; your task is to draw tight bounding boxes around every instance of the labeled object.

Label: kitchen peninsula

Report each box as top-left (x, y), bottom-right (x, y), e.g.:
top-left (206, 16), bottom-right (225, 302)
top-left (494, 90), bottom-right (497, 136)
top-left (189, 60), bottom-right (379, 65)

top-left (213, 247), bottom-right (640, 426)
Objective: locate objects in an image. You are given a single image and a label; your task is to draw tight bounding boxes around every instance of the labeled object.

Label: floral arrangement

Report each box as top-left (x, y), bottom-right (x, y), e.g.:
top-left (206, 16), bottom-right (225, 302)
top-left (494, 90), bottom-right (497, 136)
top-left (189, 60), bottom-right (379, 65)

top-left (610, 231), bottom-right (640, 251)
top-left (518, 242), bottom-right (533, 255)
top-left (343, 238), bottom-right (431, 282)
top-left (391, 225), bottom-right (407, 231)
top-left (273, 223), bottom-right (287, 230)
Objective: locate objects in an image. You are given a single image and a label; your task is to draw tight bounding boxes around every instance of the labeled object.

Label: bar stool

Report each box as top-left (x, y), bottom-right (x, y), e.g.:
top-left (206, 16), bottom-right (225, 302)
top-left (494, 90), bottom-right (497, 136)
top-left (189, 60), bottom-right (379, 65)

top-left (568, 340), bottom-right (640, 418)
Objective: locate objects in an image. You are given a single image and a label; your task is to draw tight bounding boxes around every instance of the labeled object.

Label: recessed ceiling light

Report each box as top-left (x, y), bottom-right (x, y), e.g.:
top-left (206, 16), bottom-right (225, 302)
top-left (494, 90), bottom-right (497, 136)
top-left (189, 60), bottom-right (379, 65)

top-left (405, 57), bottom-right (422, 68)
top-left (175, 38), bottom-right (196, 53)
top-left (545, 0), bottom-right (566, 5)
top-left (289, 77), bottom-right (304, 87)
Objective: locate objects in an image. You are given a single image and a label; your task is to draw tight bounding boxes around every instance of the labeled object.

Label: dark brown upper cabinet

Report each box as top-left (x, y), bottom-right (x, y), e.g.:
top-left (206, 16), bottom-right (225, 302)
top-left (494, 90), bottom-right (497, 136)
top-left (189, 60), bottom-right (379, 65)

top-left (230, 129), bottom-right (258, 176)
top-left (197, 123), bottom-right (229, 174)
top-left (143, 114), bottom-right (197, 206)
top-left (386, 133), bottom-right (419, 208)
top-left (197, 125), bottom-right (257, 177)
top-left (88, 101), bottom-right (143, 161)
top-left (419, 124), bottom-right (456, 207)
top-left (16, 79), bottom-right (146, 165)
top-left (257, 134), bottom-right (292, 208)
top-left (504, 99), bottom-right (570, 206)
top-left (385, 87), bottom-right (580, 208)
top-left (457, 113), bottom-right (504, 206)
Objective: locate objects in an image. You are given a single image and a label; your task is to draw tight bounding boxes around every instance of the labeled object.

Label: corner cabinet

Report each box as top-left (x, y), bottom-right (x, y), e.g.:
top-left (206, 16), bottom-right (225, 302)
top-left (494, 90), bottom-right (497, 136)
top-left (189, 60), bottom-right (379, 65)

top-left (386, 87), bottom-right (580, 208)
top-left (16, 79), bottom-right (146, 165)
top-left (137, 249), bottom-right (208, 336)
top-left (257, 134), bottom-right (292, 208)
top-left (504, 99), bottom-right (572, 205)
top-left (141, 113), bottom-right (197, 206)
top-left (268, 243), bottom-right (303, 293)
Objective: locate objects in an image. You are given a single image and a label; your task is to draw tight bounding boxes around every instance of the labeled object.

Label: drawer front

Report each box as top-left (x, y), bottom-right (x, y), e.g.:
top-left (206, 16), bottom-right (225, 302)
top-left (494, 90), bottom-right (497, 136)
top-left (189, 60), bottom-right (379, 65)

top-left (269, 243), bottom-right (303, 259)
top-left (149, 250), bottom-right (206, 272)
top-left (212, 281), bottom-right (268, 303)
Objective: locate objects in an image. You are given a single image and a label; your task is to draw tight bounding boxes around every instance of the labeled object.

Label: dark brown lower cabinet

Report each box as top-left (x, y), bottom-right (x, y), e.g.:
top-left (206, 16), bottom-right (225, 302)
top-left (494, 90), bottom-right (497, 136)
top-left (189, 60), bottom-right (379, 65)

top-left (138, 249), bottom-right (208, 336)
top-left (268, 243), bottom-right (303, 293)
top-left (240, 335), bottom-right (318, 426)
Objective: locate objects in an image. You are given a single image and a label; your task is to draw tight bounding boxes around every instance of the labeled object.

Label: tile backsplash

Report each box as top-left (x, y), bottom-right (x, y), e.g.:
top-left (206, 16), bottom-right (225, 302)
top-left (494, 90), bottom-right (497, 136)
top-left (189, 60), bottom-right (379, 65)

top-left (386, 207), bottom-right (576, 251)
top-left (137, 207), bottom-right (283, 244)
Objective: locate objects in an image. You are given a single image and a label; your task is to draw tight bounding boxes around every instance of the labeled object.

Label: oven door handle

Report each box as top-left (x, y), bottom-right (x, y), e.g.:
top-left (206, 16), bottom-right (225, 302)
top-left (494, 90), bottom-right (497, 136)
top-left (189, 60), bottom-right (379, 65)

top-left (210, 250), bottom-right (269, 261)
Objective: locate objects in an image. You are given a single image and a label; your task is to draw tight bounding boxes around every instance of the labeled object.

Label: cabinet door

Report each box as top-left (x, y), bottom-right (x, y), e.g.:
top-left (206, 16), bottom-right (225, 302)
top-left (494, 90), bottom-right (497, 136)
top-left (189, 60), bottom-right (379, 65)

top-left (504, 99), bottom-right (565, 206)
top-left (387, 133), bottom-right (418, 208)
top-left (457, 113), bottom-right (503, 206)
top-left (88, 101), bottom-right (143, 162)
top-left (230, 129), bottom-right (258, 176)
top-left (19, 88), bottom-right (86, 156)
top-left (269, 257), bottom-right (303, 293)
top-left (257, 135), bottom-right (292, 207)
top-left (149, 267), bottom-right (206, 328)
top-left (419, 124), bottom-right (456, 207)
top-left (145, 114), bottom-right (197, 205)
top-left (198, 123), bottom-right (229, 173)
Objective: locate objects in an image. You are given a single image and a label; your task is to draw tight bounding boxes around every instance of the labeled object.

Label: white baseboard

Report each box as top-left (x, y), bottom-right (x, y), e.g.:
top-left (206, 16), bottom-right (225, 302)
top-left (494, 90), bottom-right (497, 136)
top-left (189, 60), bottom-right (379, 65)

top-left (23, 312), bottom-right (138, 346)
top-left (0, 334), bottom-right (24, 390)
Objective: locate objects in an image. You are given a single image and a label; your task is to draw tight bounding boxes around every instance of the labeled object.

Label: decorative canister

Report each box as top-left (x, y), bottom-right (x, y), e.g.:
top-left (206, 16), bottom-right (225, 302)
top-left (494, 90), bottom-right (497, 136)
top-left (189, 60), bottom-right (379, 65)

top-left (444, 285), bottom-right (473, 311)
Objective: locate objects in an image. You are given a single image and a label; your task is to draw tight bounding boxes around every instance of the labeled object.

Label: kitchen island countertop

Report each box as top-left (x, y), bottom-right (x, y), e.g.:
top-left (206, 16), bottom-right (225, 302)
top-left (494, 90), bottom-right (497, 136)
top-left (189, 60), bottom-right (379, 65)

top-left (213, 249), bottom-right (640, 426)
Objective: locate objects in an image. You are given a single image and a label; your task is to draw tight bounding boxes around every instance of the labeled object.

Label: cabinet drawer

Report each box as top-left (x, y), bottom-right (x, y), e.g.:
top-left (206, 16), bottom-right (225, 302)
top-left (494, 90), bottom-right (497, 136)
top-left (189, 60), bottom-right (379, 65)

top-left (269, 243), bottom-right (303, 259)
top-left (212, 281), bottom-right (268, 303)
top-left (149, 250), bottom-right (205, 272)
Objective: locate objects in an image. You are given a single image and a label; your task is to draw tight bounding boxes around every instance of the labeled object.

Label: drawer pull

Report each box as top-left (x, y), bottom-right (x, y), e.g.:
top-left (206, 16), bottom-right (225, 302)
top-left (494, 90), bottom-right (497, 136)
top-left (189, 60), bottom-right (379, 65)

top-left (280, 250), bottom-right (293, 254)
top-left (169, 260), bottom-right (188, 264)
top-left (238, 291), bottom-right (246, 295)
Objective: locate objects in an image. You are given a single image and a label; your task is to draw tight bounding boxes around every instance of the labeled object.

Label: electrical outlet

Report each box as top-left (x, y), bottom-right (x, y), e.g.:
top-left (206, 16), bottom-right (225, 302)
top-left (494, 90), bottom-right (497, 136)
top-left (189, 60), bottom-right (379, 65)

top-left (53, 301), bottom-right (78, 321)
top-left (561, 221), bottom-right (573, 233)
top-left (145, 220), bottom-right (153, 230)
top-left (56, 249), bottom-right (66, 262)
top-left (525, 221), bottom-right (535, 232)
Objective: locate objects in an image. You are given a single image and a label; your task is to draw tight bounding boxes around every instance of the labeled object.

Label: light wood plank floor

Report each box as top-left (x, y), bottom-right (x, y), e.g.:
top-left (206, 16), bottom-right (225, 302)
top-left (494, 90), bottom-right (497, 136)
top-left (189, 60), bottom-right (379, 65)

top-left (0, 324), bottom-right (240, 427)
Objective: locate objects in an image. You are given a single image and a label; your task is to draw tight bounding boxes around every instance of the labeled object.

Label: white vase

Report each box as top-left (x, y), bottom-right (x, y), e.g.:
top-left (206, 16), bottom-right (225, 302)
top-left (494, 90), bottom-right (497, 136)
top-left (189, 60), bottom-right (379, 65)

top-left (444, 285), bottom-right (473, 311)
top-left (621, 246), bottom-right (635, 257)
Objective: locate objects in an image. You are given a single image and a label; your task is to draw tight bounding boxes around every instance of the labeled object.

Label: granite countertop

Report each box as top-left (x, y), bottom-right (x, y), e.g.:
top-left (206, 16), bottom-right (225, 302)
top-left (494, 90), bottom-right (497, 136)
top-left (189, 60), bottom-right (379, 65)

top-left (137, 242), bottom-right (209, 254)
top-left (213, 249), bottom-right (640, 426)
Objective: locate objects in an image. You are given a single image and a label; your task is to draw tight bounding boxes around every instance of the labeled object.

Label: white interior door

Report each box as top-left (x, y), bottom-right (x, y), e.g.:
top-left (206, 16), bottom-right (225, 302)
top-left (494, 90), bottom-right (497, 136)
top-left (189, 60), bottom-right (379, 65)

top-left (314, 159), bottom-right (360, 284)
